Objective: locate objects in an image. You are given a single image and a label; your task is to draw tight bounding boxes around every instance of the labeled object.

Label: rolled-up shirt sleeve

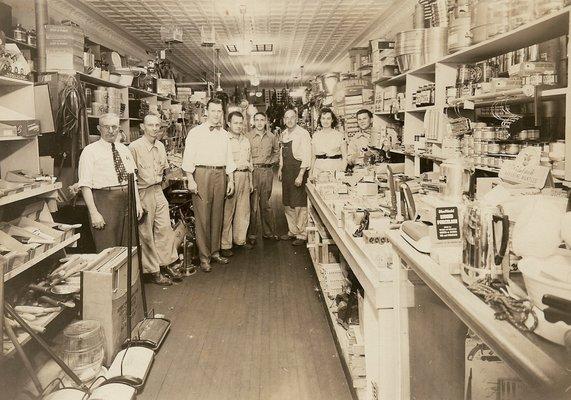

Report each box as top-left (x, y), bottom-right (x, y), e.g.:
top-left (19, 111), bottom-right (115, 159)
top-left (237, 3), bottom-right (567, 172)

top-left (181, 133), bottom-right (196, 173)
top-left (300, 131), bottom-right (312, 169)
top-left (77, 150), bottom-right (93, 188)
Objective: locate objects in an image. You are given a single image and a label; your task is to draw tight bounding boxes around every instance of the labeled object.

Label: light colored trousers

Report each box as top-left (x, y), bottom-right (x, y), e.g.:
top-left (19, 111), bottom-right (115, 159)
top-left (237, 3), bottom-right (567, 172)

top-left (222, 171), bottom-right (251, 249)
top-left (248, 167), bottom-right (276, 239)
top-left (138, 184), bottom-right (179, 274)
top-left (192, 168), bottom-right (226, 263)
top-left (284, 206), bottom-right (308, 240)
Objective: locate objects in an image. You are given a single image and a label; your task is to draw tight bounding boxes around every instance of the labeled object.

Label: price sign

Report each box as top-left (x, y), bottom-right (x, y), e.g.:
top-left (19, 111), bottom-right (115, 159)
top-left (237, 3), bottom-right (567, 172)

top-left (435, 207), bottom-right (461, 240)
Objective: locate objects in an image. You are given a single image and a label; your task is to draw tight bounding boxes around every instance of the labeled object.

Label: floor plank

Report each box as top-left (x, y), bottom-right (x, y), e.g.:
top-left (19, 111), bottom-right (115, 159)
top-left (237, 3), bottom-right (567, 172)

top-left (138, 176), bottom-right (352, 400)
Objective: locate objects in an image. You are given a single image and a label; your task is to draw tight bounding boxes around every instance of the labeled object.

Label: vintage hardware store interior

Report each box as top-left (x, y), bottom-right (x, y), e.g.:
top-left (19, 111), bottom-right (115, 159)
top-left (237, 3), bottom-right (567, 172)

top-left (0, 0), bottom-right (571, 399)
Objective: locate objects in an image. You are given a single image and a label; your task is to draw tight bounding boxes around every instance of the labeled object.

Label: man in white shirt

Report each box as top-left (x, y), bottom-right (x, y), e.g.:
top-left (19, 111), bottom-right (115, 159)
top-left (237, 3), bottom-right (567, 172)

top-left (220, 111), bottom-right (253, 258)
top-left (129, 114), bottom-right (184, 286)
top-left (278, 108), bottom-right (311, 246)
top-left (347, 109), bottom-right (378, 166)
top-left (182, 98), bottom-right (236, 272)
top-left (78, 113), bottom-right (142, 252)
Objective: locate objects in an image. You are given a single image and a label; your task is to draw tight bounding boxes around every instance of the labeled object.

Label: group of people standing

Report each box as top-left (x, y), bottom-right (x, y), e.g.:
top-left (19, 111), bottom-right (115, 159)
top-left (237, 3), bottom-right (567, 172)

top-left (77, 97), bottom-right (392, 284)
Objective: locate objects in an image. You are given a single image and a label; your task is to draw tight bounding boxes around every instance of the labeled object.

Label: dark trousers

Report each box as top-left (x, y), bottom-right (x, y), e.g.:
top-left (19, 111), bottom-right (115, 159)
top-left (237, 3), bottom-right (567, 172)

top-left (90, 187), bottom-right (130, 252)
top-left (191, 168), bottom-right (227, 263)
top-left (248, 167), bottom-right (276, 239)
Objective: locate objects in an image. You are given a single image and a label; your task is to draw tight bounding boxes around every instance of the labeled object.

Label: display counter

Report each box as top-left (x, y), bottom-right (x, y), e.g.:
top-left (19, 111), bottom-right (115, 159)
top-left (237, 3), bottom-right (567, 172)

top-left (388, 230), bottom-right (570, 399)
top-left (307, 182), bottom-right (571, 400)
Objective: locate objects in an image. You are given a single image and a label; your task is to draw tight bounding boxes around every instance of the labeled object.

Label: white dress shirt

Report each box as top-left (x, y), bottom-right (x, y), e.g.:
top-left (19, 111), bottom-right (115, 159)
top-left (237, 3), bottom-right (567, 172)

top-left (78, 139), bottom-right (136, 189)
top-left (181, 123), bottom-right (236, 175)
top-left (229, 133), bottom-right (253, 171)
top-left (280, 125), bottom-right (312, 169)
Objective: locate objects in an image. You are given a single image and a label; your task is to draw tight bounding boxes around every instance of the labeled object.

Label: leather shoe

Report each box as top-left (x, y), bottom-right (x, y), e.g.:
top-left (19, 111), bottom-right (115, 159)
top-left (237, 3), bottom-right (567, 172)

top-left (211, 254), bottom-right (230, 264)
top-left (242, 242), bottom-right (254, 250)
top-left (148, 272), bottom-right (172, 286)
top-left (200, 262), bottom-right (212, 272)
top-left (161, 264), bottom-right (183, 282)
top-left (263, 234), bottom-right (279, 240)
top-left (248, 237), bottom-right (257, 246)
top-left (292, 239), bottom-right (306, 246)
top-left (220, 249), bottom-right (233, 258)
top-left (280, 234), bottom-right (295, 241)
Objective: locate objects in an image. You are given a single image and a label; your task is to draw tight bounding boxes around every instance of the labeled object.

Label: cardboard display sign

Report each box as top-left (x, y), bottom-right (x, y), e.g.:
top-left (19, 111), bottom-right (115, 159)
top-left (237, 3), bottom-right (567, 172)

top-left (435, 207), bottom-right (461, 240)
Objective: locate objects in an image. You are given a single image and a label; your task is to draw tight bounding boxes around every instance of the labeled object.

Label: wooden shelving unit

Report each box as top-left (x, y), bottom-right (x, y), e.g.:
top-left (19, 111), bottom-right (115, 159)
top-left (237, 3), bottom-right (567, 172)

top-left (3, 234), bottom-right (81, 282)
top-left (0, 182), bottom-right (61, 207)
top-left (374, 7), bottom-right (571, 180)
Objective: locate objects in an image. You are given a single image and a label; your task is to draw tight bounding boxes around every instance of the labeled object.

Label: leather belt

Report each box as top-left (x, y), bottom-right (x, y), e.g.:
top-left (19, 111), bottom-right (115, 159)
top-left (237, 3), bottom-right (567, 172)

top-left (94, 185), bottom-right (127, 191)
top-left (253, 163), bottom-right (273, 168)
top-left (196, 165), bottom-right (225, 170)
top-left (235, 168), bottom-right (250, 172)
top-left (315, 154), bottom-right (342, 159)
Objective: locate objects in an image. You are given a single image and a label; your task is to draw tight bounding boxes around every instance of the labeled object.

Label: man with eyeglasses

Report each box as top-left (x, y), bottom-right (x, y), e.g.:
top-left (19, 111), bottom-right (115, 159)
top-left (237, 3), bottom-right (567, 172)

top-left (182, 98), bottom-right (236, 273)
top-left (78, 113), bottom-right (142, 252)
top-left (129, 114), bottom-right (184, 286)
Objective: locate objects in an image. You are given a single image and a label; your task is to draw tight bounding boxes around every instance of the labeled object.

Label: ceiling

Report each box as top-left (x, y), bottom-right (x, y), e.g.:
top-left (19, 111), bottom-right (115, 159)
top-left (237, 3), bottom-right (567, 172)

top-left (52, 0), bottom-right (396, 88)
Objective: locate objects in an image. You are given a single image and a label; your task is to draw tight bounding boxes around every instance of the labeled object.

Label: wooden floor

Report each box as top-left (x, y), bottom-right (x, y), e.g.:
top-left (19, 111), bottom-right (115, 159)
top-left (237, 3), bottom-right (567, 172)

top-left (139, 181), bottom-right (353, 400)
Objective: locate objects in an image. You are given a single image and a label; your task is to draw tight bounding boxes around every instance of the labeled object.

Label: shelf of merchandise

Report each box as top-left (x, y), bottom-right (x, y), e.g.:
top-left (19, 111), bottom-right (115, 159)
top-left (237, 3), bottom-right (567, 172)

top-left (3, 308), bottom-right (65, 356)
top-left (128, 86), bottom-right (157, 97)
top-left (5, 36), bottom-right (37, 50)
top-left (77, 72), bottom-right (126, 89)
top-left (374, 6), bottom-right (571, 180)
top-left (3, 234), bottom-right (80, 282)
top-left (474, 165), bottom-right (500, 173)
top-left (0, 183), bottom-right (61, 207)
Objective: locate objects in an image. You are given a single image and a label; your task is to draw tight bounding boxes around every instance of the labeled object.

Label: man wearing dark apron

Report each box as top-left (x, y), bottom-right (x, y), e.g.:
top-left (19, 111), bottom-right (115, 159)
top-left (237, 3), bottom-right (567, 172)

top-left (278, 109), bottom-right (312, 246)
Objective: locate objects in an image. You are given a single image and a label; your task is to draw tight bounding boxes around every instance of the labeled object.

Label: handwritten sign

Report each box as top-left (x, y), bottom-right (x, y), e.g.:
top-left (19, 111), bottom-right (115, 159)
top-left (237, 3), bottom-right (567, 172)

top-left (435, 207), bottom-right (461, 240)
top-left (499, 147), bottom-right (550, 189)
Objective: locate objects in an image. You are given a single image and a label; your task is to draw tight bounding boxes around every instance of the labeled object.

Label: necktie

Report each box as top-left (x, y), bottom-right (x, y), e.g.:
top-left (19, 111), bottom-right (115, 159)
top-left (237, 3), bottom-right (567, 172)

top-left (111, 143), bottom-right (127, 184)
top-left (209, 125), bottom-right (222, 132)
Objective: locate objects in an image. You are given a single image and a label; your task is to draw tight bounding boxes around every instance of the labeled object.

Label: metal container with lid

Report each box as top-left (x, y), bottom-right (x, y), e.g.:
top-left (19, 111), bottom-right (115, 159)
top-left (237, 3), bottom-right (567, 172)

top-left (13, 24), bottom-right (27, 42)
top-left (505, 143), bottom-right (521, 155)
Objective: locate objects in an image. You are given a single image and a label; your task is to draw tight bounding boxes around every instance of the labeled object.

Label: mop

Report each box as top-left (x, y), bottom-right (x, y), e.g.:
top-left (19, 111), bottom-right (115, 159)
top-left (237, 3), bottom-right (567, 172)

top-left (124, 173), bottom-right (171, 350)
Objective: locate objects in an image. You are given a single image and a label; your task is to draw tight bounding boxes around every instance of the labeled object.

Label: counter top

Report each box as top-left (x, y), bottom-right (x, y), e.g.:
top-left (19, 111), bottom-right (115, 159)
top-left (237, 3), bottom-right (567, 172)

top-left (306, 183), bottom-right (396, 310)
top-left (387, 229), bottom-right (570, 394)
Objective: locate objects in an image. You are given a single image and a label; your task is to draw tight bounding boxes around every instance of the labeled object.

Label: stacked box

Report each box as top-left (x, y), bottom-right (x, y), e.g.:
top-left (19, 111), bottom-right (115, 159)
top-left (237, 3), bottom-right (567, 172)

top-left (45, 25), bottom-right (85, 71)
top-left (319, 262), bottom-right (345, 295)
top-left (347, 326), bottom-right (366, 384)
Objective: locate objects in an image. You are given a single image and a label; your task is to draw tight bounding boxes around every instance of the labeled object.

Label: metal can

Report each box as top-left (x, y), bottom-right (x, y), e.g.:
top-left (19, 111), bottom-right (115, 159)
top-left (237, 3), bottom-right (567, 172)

top-left (13, 24), bottom-right (27, 42)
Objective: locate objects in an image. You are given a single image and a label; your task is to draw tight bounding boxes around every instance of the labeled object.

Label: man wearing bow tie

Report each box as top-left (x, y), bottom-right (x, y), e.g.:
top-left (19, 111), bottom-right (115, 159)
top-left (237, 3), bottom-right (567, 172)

top-left (182, 98), bottom-right (236, 272)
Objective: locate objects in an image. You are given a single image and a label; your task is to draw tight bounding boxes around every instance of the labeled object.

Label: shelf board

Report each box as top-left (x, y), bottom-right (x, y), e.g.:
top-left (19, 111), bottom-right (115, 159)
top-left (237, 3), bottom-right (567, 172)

top-left (0, 136), bottom-right (34, 142)
top-left (128, 86), bottom-right (158, 98)
top-left (4, 234), bottom-right (80, 282)
top-left (3, 308), bottom-right (64, 356)
top-left (77, 72), bottom-right (126, 89)
top-left (475, 165), bottom-right (500, 173)
top-left (441, 7), bottom-right (570, 64)
top-left (406, 105), bottom-right (435, 112)
top-left (0, 182), bottom-right (62, 207)
top-left (377, 73), bottom-right (406, 87)
top-left (0, 75), bottom-right (34, 86)
top-left (541, 87), bottom-right (567, 98)
top-left (5, 36), bottom-right (37, 50)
